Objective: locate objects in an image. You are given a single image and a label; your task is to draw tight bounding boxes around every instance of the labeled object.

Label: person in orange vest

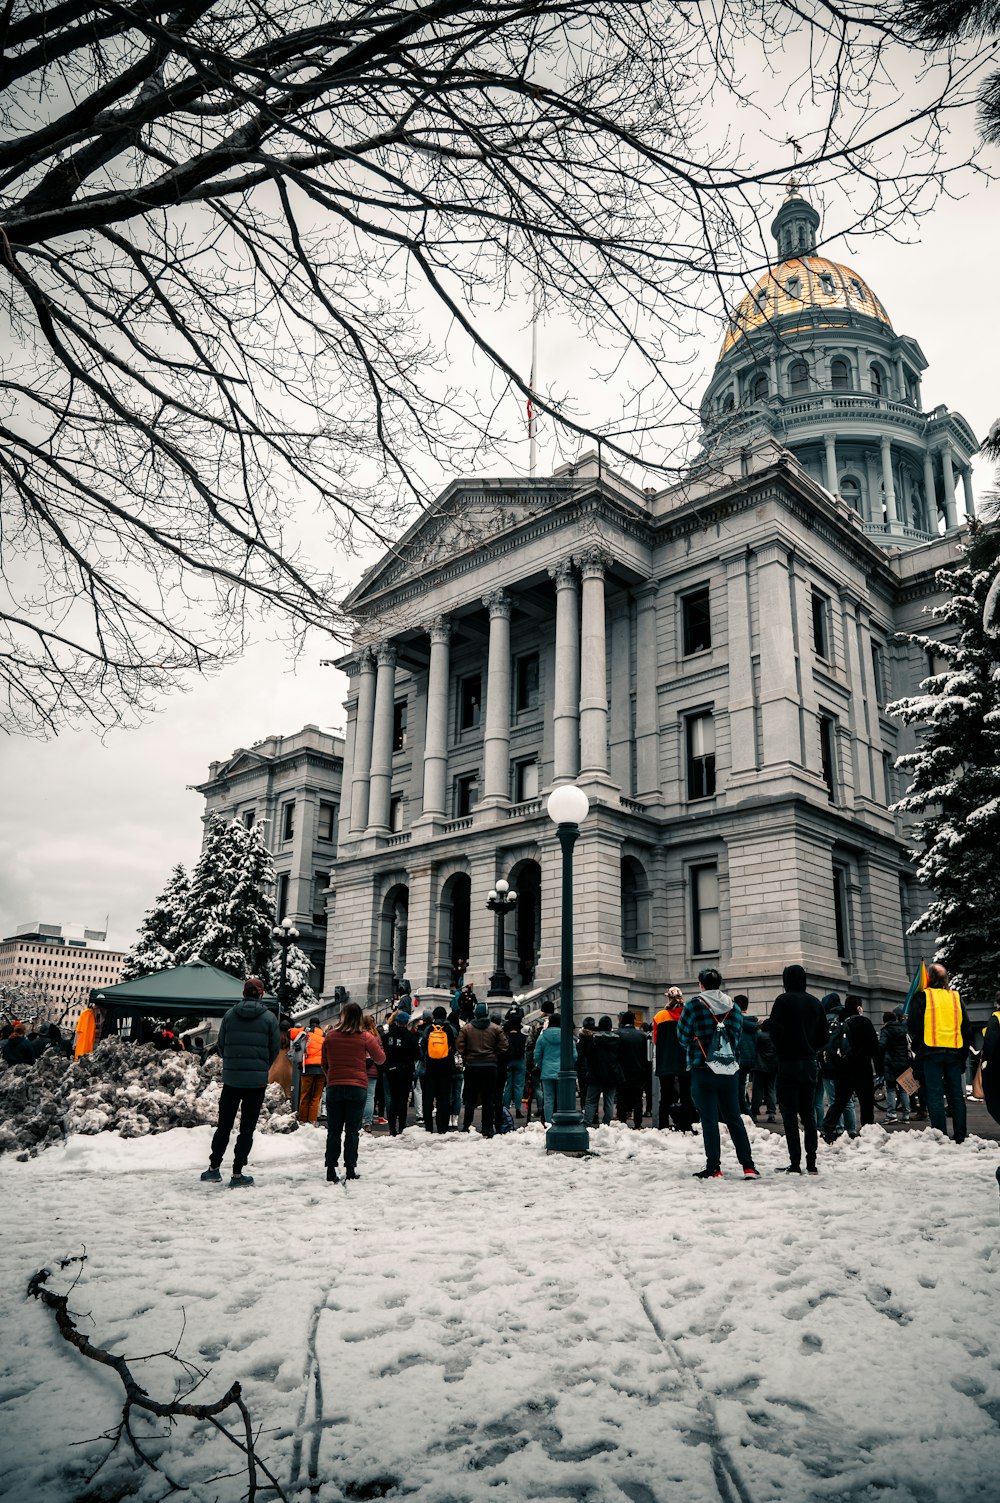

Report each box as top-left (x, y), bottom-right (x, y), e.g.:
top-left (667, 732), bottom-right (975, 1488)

top-left (297, 1017), bottom-right (327, 1124)
top-left (286, 1020), bottom-right (305, 1112)
top-left (653, 988), bottom-right (694, 1131)
top-left (74, 1003), bottom-right (97, 1060)
top-left (908, 963), bottom-right (974, 1144)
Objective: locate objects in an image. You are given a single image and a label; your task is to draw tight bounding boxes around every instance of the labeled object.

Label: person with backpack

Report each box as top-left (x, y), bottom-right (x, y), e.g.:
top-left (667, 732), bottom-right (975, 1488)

top-left (677, 968), bottom-right (760, 1180)
top-left (458, 1001), bottom-right (508, 1136)
top-left (200, 977), bottom-right (280, 1188)
top-left (821, 996), bottom-right (883, 1141)
top-left (769, 964), bottom-right (829, 1174)
top-left (816, 994), bottom-right (856, 1139)
top-left (653, 988), bottom-right (694, 1131)
top-left (383, 1004), bottom-right (419, 1135)
top-left (583, 1016), bottom-right (625, 1125)
top-left (879, 1010), bottom-right (913, 1122)
top-left (907, 964), bottom-right (974, 1144)
top-left (502, 1006), bottom-right (528, 1120)
top-left (419, 1007), bottom-right (458, 1133)
top-left (297, 1017), bottom-right (327, 1125)
top-left (749, 1019), bottom-right (779, 1123)
top-left (732, 995), bottom-right (759, 1116)
top-left (616, 1011), bottom-right (648, 1129)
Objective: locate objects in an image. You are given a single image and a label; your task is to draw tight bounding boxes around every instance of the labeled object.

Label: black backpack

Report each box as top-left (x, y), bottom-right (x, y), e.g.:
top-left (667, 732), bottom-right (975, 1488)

top-left (824, 1019), bottom-right (853, 1070)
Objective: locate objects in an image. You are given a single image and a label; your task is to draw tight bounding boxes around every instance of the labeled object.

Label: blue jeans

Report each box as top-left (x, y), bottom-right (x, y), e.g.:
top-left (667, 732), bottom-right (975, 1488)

top-left (584, 1084), bottom-right (617, 1126)
top-left (884, 1079), bottom-right (910, 1116)
top-left (922, 1055), bottom-right (967, 1142)
top-left (451, 1070), bottom-right (463, 1116)
top-left (504, 1060), bottom-right (526, 1111)
top-left (689, 1068), bottom-right (755, 1172)
top-left (542, 1079), bottom-right (559, 1123)
top-left (822, 1077), bottom-right (856, 1135)
top-left (363, 1077), bottom-right (376, 1127)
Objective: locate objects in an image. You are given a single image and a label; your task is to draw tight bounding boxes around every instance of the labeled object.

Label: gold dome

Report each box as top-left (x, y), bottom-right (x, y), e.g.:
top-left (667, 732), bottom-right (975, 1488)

top-left (721, 256), bottom-right (892, 356)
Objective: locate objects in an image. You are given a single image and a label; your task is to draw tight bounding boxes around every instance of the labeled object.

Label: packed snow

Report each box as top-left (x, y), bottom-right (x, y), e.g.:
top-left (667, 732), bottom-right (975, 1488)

top-left (2, 1121), bottom-right (999, 1503)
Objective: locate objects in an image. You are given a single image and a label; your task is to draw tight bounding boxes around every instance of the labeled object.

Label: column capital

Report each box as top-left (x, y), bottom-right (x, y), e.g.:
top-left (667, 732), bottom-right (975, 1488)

top-left (344, 646), bottom-right (375, 678)
top-left (754, 539), bottom-right (791, 568)
top-left (375, 640), bottom-right (397, 668)
top-left (548, 558), bottom-right (577, 587)
top-left (574, 547), bottom-right (612, 579)
top-left (633, 577), bottom-right (660, 602)
top-left (426, 615), bottom-right (452, 645)
top-left (483, 588), bottom-right (511, 620)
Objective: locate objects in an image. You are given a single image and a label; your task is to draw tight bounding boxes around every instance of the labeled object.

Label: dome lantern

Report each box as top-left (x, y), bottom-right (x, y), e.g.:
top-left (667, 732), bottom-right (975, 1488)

top-left (771, 186), bottom-right (820, 259)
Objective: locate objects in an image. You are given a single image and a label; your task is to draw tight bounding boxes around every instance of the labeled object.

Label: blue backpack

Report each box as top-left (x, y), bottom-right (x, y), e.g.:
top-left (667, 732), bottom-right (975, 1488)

top-left (499, 1107), bottom-right (516, 1134)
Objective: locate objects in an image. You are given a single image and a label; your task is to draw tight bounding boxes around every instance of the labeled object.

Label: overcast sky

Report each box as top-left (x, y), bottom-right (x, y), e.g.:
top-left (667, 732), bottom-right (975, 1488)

top-left (1, 141), bottom-right (997, 955)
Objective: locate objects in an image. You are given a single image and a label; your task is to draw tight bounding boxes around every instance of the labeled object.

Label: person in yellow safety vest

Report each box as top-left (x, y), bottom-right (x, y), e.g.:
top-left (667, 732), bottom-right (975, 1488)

top-left (74, 1004), bottom-right (96, 1060)
top-left (908, 963), bottom-right (974, 1144)
top-left (297, 1017), bottom-right (327, 1124)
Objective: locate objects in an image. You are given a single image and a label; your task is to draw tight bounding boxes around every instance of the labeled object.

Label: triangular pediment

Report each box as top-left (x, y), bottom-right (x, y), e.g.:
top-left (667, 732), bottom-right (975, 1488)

top-left (215, 749), bottom-right (270, 779)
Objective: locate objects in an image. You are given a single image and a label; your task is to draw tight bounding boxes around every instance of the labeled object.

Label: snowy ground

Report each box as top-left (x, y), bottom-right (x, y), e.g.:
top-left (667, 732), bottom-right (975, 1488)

top-left (2, 1120), bottom-right (999, 1503)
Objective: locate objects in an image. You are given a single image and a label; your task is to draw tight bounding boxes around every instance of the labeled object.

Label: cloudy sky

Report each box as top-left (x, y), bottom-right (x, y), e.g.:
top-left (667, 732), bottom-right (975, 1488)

top-left (2, 104), bottom-right (997, 955)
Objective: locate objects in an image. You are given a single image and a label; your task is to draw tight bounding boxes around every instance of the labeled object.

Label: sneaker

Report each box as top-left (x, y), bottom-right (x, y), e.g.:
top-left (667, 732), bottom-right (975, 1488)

top-left (414, 1116), bottom-right (423, 1124)
top-left (229, 1173), bottom-right (254, 1188)
top-left (778, 1165), bottom-right (802, 1174)
top-left (200, 1167), bottom-right (222, 1182)
top-left (693, 1168), bottom-right (723, 1179)
top-left (900, 1114), bottom-right (910, 1122)
top-left (766, 1114), bottom-right (777, 1123)
top-left (374, 1116), bottom-right (388, 1125)
top-left (884, 1113), bottom-right (897, 1123)
top-left (743, 1166), bottom-right (761, 1179)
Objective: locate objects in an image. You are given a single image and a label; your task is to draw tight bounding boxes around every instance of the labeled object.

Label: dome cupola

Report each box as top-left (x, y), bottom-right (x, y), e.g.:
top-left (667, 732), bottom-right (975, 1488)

top-left (771, 188), bottom-right (820, 259)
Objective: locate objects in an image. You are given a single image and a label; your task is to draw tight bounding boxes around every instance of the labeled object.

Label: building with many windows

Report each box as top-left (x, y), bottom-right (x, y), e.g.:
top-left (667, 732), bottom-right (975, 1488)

top-left (193, 726), bottom-right (344, 993)
top-left (0, 923), bottom-right (126, 1024)
top-left (316, 190), bottom-right (976, 1019)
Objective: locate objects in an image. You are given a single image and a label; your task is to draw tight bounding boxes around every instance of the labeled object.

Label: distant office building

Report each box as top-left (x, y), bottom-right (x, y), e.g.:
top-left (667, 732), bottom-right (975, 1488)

top-left (193, 725), bottom-right (345, 992)
top-left (0, 923), bottom-right (126, 1024)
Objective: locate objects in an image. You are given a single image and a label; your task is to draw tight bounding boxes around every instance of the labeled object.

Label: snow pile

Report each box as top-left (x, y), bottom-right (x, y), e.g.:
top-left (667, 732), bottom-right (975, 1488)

top-left (0, 1040), bottom-right (296, 1158)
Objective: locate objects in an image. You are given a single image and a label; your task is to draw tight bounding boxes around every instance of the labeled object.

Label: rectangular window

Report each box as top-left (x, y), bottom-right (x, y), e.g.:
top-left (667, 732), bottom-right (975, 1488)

top-left (819, 713), bottom-right (837, 800)
top-left (241, 808), bottom-right (256, 829)
top-left (691, 865), bottom-right (720, 954)
top-left (686, 713), bottom-right (716, 800)
top-left (281, 801), bottom-right (295, 841)
top-left (459, 674), bottom-right (482, 731)
top-left (514, 759), bottom-right (539, 802)
top-left (317, 801), bottom-right (337, 842)
top-left (313, 873), bottom-right (329, 926)
top-left (456, 772), bottom-right (480, 817)
top-left (276, 872), bottom-right (290, 922)
top-left (393, 699), bottom-right (408, 753)
top-left (833, 867), bottom-right (849, 959)
top-left (682, 586), bottom-right (712, 656)
top-left (882, 752), bottom-right (893, 806)
top-left (812, 591), bottom-right (829, 659)
top-left (515, 653), bottom-right (540, 712)
top-left (390, 795), bottom-right (404, 833)
top-left (870, 641), bottom-right (885, 705)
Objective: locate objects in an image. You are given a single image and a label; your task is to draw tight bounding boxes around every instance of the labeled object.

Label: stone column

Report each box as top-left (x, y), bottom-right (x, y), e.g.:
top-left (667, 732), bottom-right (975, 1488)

top-left (549, 560), bottom-right (580, 783)
top-left (337, 696), bottom-right (357, 847)
top-left (824, 433), bottom-right (838, 496)
top-left (880, 436), bottom-right (898, 523)
top-left (940, 444), bottom-right (959, 529)
top-left (633, 581), bottom-right (660, 796)
top-left (922, 451), bottom-right (936, 530)
top-left (724, 551), bottom-right (756, 777)
top-left (349, 649), bottom-right (377, 834)
top-left (421, 616), bottom-right (451, 818)
top-left (482, 589), bottom-right (511, 804)
top-left (962, 467), bottom-right (975, 519)
top-left (894, 355), bottom-right (906, 400)
top-left (838, 589), bottom-right (873, 804)
top-left (577, 550), bottom-right (611, 777)
top-left (756, 542), bottom-right (800, 769)
top-left (367, 642), bottom-right (396, 831)
top-left (609, 600), bottom-right (631, 793)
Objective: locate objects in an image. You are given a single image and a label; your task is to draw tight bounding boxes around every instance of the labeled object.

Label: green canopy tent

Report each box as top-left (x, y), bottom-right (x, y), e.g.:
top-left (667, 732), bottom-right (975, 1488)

top-left (89, 957), bottom-right (279, 1032)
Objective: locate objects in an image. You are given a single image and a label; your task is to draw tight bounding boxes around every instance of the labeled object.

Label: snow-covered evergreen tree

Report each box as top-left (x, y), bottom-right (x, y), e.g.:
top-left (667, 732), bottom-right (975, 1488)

top-left (888, 519), bottom-right (1000, 1003)
top-left (121, 864), bottom-right (190, 980)
top-left (174, 816), bottom-right (276, 978)
top-left (268, 942), bottom-right (316, 1011)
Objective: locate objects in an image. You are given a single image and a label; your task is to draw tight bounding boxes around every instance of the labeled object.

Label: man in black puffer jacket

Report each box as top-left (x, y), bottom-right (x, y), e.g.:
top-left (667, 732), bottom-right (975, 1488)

top-left (202, 977), bottom-right (280, 1188)
top-left (769, 964), bottom-right (828, 1175)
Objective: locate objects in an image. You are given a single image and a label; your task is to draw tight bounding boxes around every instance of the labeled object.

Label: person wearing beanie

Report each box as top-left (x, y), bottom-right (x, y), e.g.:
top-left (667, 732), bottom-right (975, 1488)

top-left (201, 976), bottom-right (280, 1187)
top-left (769, 964), bottom-right (829, 1174)
top-left (297, 1014), bottom-right (328, 1125)
top-left (615, 1011), bottom-right (648, 1129)
top-left (653, 987), bottom-right (694, 1131)
top-left (814, 992), bottom-right (854, 1137)
top-left (821, 996), bottom-right (884, 1142)
top-left (502, 1006), bottom-right (528, 1121)
top-left (583, 1016), bottom-right (624, 1126)
top-left (419, 1006), bottom-right (458, 1133)
top-left (383, 1005), bottom-right (419, 1135)
top-left (457, 999), bottom-right (508, 1136)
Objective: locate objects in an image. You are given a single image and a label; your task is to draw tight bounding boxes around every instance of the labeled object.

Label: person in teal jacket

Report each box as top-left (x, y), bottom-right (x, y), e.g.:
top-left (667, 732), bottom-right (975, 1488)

top-left (533, 1013), bottom-right (576, 1124)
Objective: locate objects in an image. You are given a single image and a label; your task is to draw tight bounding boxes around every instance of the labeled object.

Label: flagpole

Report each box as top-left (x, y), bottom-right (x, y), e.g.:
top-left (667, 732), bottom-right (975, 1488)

top-left (528, 300), bottom-right (538, 477)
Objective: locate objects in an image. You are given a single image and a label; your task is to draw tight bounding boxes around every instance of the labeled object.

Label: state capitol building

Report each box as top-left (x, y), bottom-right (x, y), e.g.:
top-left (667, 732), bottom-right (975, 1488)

top-left (198, 192), bottom-right (978, 1018)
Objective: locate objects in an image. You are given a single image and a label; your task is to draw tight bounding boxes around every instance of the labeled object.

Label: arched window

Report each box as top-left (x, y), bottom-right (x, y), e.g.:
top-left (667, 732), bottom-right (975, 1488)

top-left (840, 475), bottom-right (862, 512)
top-left (788, 359), bottom-right (810, 397)
top-left (830, 358), bottom-right (850, 391)
top-left (620, 857), bottom-right (652, 954)
top-left (751, 371), bottom-right (769, 402)
top-left (720, 390), bottom-right (735, 413)
top-left (869, 363), bottom-right (884, 396)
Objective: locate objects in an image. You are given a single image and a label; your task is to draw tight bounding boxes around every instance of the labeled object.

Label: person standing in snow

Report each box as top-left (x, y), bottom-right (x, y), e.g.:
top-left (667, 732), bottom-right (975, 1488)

top-left (749, 1019), bottom-right (779, 1123)
top-left (583, 1016), bottom-right (624, 1126)
top-left (321, 1002), bottom-right (386, 1181)
top-left (201, 977), bottom-right (280, 1188)
top-left (297, 1017), bottom-right (327, 1125)
top-left (677, 968), bottom-right (760, 1180)
top-left (533, 1011), bottom-right (576, 1124)
top-left (458, 1001), bottom-right (508, 1136)
top-left (502, 1006), bottom-right (528, 1120)
top-left (879, 1011), bottom-right (913, 1122)
top-left (419, 1007), bottom-right (457, 1133)
top-left (768, 964), bottom-right (828, 1175)
top-left (907, 964), bottom-right (974, 1144)
top-left (383, 1003), bottom-right (419, 1135)
top-left (821, 996), bottom-right (883, 1141)
top-left (732, 995), bottom-right (759, 1117)
top-left (616, 1011), bottom-right (648, 1129)
top-left (653, 988), bottom-right (694, 1131)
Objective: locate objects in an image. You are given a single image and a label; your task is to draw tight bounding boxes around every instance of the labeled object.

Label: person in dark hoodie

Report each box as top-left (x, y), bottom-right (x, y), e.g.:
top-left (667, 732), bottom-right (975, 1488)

top-left (583, 1016), bottom-right (625, 1125)
top-left (383, 1004), bottom-right (420, 1136)
top-left (201, 977), bottom-right (280, 1188)
top-left (616, 1011), bottom-right (648, 1129)
top-left (677, 968), bottom-right (760, 1179)
top-left (768, 964), bottom-right (829, 1174)
top-left (879, 1010), bottom-right (913, 1122)
top-left (653, 988), bottom-right (695, 1130)
top-left (821, 996), bottom-right (884, 1141)
top-left (732, 996), bottom-right (759, 1116)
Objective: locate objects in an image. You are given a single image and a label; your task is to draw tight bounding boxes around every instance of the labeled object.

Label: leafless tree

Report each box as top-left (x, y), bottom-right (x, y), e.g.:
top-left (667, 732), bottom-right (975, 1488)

top-left (1, 1), bottom-right (992, 734)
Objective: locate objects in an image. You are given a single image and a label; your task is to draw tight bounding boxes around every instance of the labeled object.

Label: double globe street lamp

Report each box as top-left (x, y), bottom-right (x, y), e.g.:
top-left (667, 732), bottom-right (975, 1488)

top-left (271, 914), bottom-right (300, 1011)
top-left (486, 878), bottom-right (518, 998)
top-left (545, 783), bottom-right (590, 1155)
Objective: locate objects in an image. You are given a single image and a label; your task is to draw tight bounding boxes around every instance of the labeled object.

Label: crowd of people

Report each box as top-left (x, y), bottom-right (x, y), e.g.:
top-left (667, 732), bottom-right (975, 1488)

top-left (196, 962), bottom-right (1000, 1189)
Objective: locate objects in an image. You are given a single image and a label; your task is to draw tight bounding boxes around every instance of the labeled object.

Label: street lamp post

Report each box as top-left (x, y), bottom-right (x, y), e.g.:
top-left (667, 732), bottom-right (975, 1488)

top-left (486, 879), bottom-right (518, 997)
top-left (271, 915), bottom-right (300, 1012)
top-left (545, 784), bottom-right (590, 1154)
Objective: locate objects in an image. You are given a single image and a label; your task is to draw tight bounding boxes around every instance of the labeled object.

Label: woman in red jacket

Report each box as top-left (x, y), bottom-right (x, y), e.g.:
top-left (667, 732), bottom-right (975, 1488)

top-left (321, 1003), bottom-right (385, 1183)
